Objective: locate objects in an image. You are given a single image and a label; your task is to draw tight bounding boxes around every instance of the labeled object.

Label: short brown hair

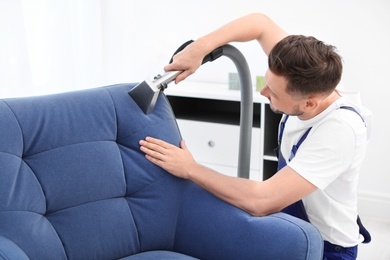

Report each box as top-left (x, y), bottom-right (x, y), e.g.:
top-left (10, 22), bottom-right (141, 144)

top-left (268, 35), bottom-right (343, 97)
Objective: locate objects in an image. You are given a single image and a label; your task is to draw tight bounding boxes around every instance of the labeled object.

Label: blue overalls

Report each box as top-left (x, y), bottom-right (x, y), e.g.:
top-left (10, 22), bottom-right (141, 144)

top-left (275, 106), bottom-right (371, 260)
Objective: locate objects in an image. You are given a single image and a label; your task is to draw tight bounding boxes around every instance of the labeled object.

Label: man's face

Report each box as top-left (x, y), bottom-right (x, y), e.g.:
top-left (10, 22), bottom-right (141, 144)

top-left (260, 69), bottom-right (304, 117)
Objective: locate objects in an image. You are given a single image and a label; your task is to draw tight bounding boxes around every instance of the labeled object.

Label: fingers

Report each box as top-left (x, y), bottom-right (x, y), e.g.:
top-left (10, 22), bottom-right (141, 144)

top-left (139, 137), bottom-right (193, 179)
top-left (144, 136), bottom-right (172, 148)
top-left (144, 153), bottom-right (164, 167)
top-left (139, 138), bottom-right (161, 153)
top-left (164, 64), bottom-right (192, 84)
top-left (139, 137), bottom-right (175, 157)
top-left (139, 137), bottom-right (181, 173)
top-left (164, 45), bottom-right (201, 84)
top-left (164, 59), bottom-right (189, 73)
top-left (180, 139), bottom-right (188, 151)
top-left (163, 63), bottom-right (175, 72)
top-left (139, 144), bottom-right (163, 162)
top-left (175, 71), bottom-right (193, 84)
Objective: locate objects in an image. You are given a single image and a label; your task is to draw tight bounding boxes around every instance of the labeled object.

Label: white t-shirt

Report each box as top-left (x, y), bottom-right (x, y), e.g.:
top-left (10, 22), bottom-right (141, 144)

top-left (282, 95), bottom-right (370, 247)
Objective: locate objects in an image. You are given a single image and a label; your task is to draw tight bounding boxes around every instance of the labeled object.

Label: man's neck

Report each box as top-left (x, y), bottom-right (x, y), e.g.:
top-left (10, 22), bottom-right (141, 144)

top-left (298, 91), bottom-right (341, 120)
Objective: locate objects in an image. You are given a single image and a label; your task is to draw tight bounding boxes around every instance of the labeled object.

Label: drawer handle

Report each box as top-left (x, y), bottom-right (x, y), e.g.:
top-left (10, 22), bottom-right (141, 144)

top-left (208, 141), bottom-right (215, 147)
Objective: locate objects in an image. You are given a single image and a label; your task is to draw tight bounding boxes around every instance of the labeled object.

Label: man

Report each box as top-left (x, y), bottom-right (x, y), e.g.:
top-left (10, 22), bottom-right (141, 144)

top-left (139, 13), bottom-right (371, 259)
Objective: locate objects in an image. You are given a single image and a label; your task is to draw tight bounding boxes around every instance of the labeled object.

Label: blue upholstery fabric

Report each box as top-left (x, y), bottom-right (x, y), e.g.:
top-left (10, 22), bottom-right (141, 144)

top-left (0, 83), bottom-right (323, 259)
top-left (174, 182), bottom-right (323, 259)
top-left (124, 251), bottom-right (199, 259)
top-left (0, 235), bottom-right (29, 260)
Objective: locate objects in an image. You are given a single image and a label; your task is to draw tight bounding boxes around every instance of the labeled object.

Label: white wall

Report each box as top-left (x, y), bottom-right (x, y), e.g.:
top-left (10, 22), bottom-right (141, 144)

top-left (1, 0), bottom-right (389, 217)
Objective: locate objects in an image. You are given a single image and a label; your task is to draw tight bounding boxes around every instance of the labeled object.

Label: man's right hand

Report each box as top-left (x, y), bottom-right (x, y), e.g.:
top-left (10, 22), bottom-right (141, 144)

top-left (164, 40), bottom-right (210, 84)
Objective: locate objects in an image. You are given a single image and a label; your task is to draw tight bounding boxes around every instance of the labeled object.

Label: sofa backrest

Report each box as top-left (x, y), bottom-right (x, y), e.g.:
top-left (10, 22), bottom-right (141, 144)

top-left (0, 84), bottom-right (185, 259)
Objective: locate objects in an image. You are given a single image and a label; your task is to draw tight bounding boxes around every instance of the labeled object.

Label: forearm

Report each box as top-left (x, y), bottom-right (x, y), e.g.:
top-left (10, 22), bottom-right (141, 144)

top-left (165, 13), bottom-right (287, 83)
top-left (187, 163), bottom-right (274, 216)
top-left (195, 13), bottom-right (288, 56)
top-left (139, 137), bottom-right (312, 216)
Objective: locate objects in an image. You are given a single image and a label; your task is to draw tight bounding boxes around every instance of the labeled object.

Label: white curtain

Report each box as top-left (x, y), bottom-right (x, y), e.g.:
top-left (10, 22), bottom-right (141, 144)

top-left (0, 0), bottom-right (261, 99)
top-left (0, 0), bottom-right (104, 98)
top-left (0, 0), bottom-right (252, 99)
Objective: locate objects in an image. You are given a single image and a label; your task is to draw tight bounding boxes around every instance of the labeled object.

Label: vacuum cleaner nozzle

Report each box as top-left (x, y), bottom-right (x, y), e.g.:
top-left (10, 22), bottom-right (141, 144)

top-left (128, 80), bottom-right (159, 115)
top-left (129, 71), bottom-right (181, 114)
top-left (129, 39), bottom-right (224, 115)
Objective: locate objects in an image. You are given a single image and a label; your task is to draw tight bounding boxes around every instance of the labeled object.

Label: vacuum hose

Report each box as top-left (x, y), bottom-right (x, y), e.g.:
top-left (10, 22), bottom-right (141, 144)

top-left (170, 41), bottom-right (253, 179)
top-left (221, 44), bottom-right (253, 179)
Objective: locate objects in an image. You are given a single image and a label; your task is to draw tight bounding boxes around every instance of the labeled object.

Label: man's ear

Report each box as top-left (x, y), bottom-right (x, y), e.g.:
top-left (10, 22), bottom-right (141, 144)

top-left (304, 96), bottom-right (320, 111)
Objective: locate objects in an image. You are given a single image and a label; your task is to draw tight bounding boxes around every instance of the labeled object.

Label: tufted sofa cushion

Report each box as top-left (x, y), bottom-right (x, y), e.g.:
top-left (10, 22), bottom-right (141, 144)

top-left (0, 84), bottom-right (187, 259)
top-left (0, 83), bottom-right (324, 260)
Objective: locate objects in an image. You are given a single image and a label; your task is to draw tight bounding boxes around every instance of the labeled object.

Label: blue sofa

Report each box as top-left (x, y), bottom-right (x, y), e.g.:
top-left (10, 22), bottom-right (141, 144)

top-left (0, 83), bottom-right (323, 259)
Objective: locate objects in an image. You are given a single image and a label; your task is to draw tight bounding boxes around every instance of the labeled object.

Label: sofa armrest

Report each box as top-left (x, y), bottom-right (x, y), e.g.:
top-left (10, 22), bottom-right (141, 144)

top-left (174, 183), bottom-right (323, 260)
top-left (0, 235), bottom-right (29, 260)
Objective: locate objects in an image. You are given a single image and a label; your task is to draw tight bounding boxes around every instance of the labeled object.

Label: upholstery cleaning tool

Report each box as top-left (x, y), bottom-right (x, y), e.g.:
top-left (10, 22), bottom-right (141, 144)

top-left (129, 41), bottom-right (253, 179)
top-left (128, 71), bottom-right (181, 115)
top-left (129, 40), bottom-right (223, 115)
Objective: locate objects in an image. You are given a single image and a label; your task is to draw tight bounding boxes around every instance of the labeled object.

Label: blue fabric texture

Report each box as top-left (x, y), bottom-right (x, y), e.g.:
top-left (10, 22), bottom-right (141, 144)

top-left (0, 83), bottom-right (323, 259)
top-left (123, 250), bottom-right (199, 260)
top-left (0, 235), bottom-right (29, 260)
top-left (174, 182), bottom-right (323, 260)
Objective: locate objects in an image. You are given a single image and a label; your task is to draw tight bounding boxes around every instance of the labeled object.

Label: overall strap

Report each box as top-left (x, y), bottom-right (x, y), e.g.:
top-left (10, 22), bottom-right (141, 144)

top-left (339, 106), bottom-right (366, 126)
top-left (279, 105), bottom-right (364, 162)
top-left (277, 106), bottom-right (371, 243)
top-left (289, 127), bottom-right (312, 162)
top-left (276, 114), bottom-right (312, 164)
top-left (277, 115), bottom-right (311, 221)
top-left (277, 115), bottom-right (288, 146)
top-left (339, 106), bottom-right (371, 243)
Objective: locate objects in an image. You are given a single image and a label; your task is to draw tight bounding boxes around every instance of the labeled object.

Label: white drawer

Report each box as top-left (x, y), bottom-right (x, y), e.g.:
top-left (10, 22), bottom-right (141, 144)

top-left (176, 119), bottom-right (260, 171)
